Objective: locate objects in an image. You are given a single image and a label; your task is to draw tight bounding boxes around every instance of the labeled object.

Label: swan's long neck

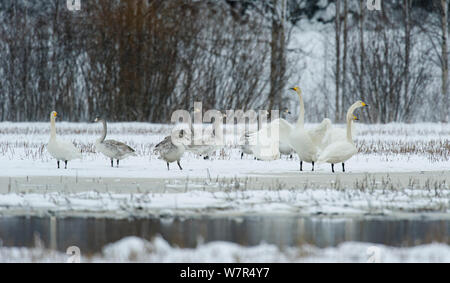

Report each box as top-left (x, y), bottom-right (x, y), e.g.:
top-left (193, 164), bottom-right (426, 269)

top-left (296, 90), bottom-right (305, 129)
top-left (98, 120), bottom-right (107, 143)
top-left (50, 117), bottom-right (56, 140)
top-left (345, 102), bottom-right (359, 143)
top-left (346, 116), bottom-right (353, 143)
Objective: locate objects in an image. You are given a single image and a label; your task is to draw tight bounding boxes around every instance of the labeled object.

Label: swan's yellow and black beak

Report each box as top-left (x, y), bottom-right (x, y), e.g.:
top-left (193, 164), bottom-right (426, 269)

top-left (289, 87), bottom-right (300, 92)
top-left (353, 115), bottom-right (359, 121)
top-left (53, 112), bottom-right (58, 118)
top-left (361, 102), bottom-right (368, 107)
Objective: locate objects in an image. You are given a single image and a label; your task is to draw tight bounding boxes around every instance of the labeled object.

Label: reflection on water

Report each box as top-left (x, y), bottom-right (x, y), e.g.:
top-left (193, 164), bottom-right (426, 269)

top-left (0, 216), bottom-right (448, 255)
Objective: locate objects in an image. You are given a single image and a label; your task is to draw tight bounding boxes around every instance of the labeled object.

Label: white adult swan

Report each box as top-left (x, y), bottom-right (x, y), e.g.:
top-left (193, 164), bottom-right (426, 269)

top-left (47, 111), bottom-right (82, 169)
top-left (248, 118), bottom-right (284, 161)
top-left (285, 87), bottom-right (331, 171)
top-left (321, 117), bottom-right (356, 149)
top-left (279, 108), bottom-right (294, 158)
top-left (247, 109), bottom-right (293, 161)
top-left (94, 118), bottom-right (137, 167)
top-left (249, 88), bottom-right (330, 165)
top-left (317, 101), bottom-right (368, 173)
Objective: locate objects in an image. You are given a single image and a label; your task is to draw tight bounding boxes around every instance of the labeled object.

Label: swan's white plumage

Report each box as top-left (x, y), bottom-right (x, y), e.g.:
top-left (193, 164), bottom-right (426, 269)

top-left (321, 122), bottom-right (356, 149)
top-left (47, 111), bottom-right (82, 162)
top-left (47, 138), bottom-right (82, 161)
top-left (276, 118), bottom-right (294, 156)
top-left (317, 101), bottom-right (367, 166)
top-left (317, 140), bottom-right (357, 164)
top-left (278, 118), bottom-right (294, 142)
top-left (289, 126), bottom-right (317, 163)
top-left (306, 118), bottom-right (332, 150)
top-left (248, 118), bottom-right (289, 161)
top-left (286, 87), bottom-right (331, 164)
top-left (248, 87), bottom-right (333, 163)
top-left (279, 142), bottom-right (294, 156)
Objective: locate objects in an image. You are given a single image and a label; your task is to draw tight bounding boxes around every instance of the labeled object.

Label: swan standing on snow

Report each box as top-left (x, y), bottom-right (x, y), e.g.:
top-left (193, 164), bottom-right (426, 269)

top-left (186, 127), bottom-right (223, 160)
top-left (94, 118), bottom-right (137, 167)
top-left (154, 129), bottom-right (190, 170)
top-left (240, 131), bottom-right (253, 159)
top-left (317, 101), bottom-right (368, 173)
top-left (321, 118), bottom-right (356, 150)
top-left (248, 118), bottom-right (283, 161)
top-left (285, 87), bottom-right (331, 171)
top-left (279, 108), bottom-right (294, 159)
top-left (47, 111), bottom-right (82, 169)
top-left (186, 111), bottom-right (225, 160)
top-left (240, 131), bottom-right (260, 159)
top-left (247, 109), bottom-right (293, 161)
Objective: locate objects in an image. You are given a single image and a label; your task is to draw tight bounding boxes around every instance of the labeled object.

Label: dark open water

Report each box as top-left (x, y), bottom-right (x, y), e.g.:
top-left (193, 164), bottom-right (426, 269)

top-left (0, 216), bottom-right (448, 255)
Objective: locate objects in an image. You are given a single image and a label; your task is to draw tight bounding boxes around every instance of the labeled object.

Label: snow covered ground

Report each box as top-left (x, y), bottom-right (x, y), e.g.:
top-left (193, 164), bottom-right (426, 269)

top-left (0, 121), bottom-right (448, 178)
top-left (0, 178), bottom-right (449, 218)
top-left (0, 122), bottom-right (448, 218)
top-left (1, 236), bottom-right (450, 263)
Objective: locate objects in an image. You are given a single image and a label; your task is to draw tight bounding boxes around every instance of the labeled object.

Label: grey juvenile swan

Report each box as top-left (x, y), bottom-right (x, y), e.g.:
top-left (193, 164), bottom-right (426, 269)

top-left (154, 129), bottom-right (190, 170)
top-left (94, 118), bottom-right (137, 167)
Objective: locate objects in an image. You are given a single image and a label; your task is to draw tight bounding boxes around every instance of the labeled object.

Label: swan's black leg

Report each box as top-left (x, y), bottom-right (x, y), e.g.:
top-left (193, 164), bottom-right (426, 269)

top-left (290, 154), bottom-right (293, 159)
top-left (111, 159), bottom-right (114, 167)
top-left (342, 163), bottom-right (345, 172)
top-left (177, 160), bottom-right (183, 170)
top-left (241, 152), bottom-right (244, 159)
top-left (331, 164), bottom-right (335, 173)
top-left (64, 160), bottom-right (68, 169)
top-left (300, 161), bottom-right (303, 171)
top-left (117, 160), bottom-right (120, 167)
top-left (204, 156), bottom-right (209, 160)
top-left (312, 162), bottom-right (315, 171)
top-left (167, 162), bottom-right (170, 171)
top-left (57, 161), bottom-right (60, 169)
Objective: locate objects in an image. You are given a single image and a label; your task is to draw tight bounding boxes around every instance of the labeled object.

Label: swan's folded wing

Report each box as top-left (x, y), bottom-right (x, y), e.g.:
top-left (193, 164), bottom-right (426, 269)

top-left (186, 144), bottom-right (217, 155)
top-left (52, 139), bottom-right (82, 160)
top-left (317, 142), bottom-right (357, 164)
top-left (154, 136), bottom-right (174, 156)
top-left (104, 139), bottom-right (136, 155)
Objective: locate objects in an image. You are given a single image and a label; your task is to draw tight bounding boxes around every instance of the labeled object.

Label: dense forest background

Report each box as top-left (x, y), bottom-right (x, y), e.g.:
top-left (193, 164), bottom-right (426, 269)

top-left (0, 0), bottom-right (448, 123)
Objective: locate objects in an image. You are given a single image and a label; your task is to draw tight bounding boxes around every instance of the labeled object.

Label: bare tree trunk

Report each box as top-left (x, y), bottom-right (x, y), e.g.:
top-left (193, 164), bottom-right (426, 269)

top-left (342, 0), bottom-right (348, 118)
top-left (269, 0), bottom-right (287, 112)
top-left (441, 0), bottom-right (449, 123)
top-left (359, 0), bottom-right (368, 121)
top-left (335, 0), bottom-right (341, 122)
top-left (403, 0), bottom-right (411, 122)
